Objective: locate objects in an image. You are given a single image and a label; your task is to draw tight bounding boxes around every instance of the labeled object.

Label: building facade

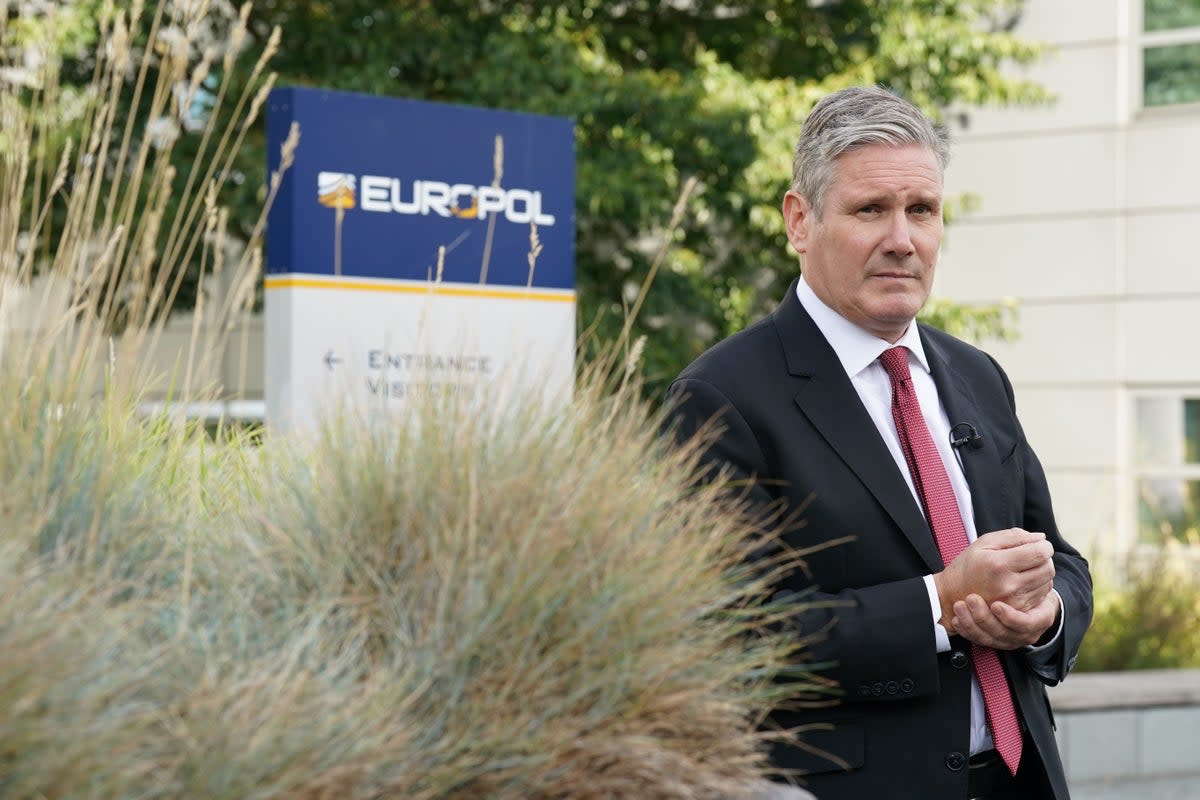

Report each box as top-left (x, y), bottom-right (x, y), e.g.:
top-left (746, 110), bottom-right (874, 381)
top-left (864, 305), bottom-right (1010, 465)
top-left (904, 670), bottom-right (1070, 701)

top-left (938, 0), bottom-right (1200, 554)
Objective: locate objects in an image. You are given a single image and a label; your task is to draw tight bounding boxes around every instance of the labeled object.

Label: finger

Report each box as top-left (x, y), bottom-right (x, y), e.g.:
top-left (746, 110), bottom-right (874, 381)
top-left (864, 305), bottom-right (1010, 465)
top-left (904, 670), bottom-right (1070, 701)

top-left (989, 602), bottom-right (1035, 633)
top-left (951, 599), bottom-right (987, 640)
top-left (952, 599), bottom-right (1014, 649)
top-left (997, 558), bottom-right (1053, 591)
top-left (994, 540), bottom-right (1054, 572)
top-left (980, 529), bottom-right (1046, 550)
top-left (992, 593), bottom-right (1059, 637)
top-left (991, 603), bottom-right (1057, 648)
top-left (1008, 579), bottom-right (1054, 613)
top-left (1012, 542), bottom-right (1055, 572)
top-left (1002, 567), bottom-right (1055, 604)
top-left (970, 593), bottom-right (1039, 646)
top-left (980, 559), bottom-right (1052, 610)
top-left (957, 595), bottom-right (1015, 642)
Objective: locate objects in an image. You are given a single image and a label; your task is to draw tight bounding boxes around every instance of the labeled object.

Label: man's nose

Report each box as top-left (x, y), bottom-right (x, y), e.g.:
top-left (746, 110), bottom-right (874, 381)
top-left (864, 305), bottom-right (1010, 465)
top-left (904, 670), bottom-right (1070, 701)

top-left (882, 212), bottom-right (916, 257)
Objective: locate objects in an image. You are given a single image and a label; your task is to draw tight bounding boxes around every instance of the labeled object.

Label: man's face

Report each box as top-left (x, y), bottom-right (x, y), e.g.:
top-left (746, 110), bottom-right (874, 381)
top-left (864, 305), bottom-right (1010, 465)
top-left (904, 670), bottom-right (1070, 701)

top-left (783, 143), bottom-right (943, 343)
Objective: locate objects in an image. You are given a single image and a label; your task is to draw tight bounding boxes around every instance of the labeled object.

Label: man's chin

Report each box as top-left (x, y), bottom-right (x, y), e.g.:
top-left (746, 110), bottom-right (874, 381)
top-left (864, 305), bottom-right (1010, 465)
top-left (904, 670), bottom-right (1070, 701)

top-left (867, 300), bottom-right (925, 326)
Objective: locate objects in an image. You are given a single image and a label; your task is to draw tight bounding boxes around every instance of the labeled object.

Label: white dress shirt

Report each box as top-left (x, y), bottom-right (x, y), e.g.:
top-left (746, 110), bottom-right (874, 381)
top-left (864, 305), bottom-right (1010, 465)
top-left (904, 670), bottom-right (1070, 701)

top-left (795, 277), bottom-right (1062, 755)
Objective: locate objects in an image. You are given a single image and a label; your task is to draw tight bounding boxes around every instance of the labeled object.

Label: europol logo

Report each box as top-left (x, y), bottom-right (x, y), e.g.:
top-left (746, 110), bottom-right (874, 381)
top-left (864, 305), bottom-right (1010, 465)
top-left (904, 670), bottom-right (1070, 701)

top-left (317, 172), bottom-right (356, 209)
top-left (315, 171), bottom-right (556, 226)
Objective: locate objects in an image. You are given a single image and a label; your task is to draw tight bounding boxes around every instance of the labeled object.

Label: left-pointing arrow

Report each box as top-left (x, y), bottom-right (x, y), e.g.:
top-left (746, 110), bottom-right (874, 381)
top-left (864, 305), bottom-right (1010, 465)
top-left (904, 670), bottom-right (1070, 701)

top-left (324, 350), bottom-right (343, 371)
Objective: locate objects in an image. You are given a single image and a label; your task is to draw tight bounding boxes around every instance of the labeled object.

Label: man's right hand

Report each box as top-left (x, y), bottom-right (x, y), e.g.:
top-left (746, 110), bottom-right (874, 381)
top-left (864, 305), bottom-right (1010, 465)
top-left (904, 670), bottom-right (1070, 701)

top-left (932, 528), bottom-right (1054, 633)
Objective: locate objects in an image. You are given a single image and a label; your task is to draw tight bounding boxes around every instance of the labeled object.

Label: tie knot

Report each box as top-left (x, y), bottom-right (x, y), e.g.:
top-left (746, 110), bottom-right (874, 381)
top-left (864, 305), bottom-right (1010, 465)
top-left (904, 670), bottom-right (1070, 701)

top-left (880, 346), bottom-right (912, 383)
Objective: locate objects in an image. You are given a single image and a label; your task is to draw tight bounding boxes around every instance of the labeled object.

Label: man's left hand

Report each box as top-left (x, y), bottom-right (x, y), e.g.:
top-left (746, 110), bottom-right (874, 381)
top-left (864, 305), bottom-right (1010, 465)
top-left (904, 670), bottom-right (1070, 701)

top-left (951, 588), bottom-right (1060, 650)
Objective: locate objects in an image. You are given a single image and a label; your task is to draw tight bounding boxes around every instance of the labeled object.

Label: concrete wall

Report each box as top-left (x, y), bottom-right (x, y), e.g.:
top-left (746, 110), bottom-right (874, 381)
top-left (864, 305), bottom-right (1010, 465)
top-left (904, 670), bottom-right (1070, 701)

top-left (1, 274), bottom-right (263, 417)
top-left (1050, 670), bottom-right (1200, 798)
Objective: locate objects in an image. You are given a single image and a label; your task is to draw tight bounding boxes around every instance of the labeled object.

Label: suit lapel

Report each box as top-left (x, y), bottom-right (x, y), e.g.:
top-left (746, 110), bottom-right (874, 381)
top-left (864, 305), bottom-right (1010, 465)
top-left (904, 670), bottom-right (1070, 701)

top-left (920, 328), bottom-right (1010, 537)
top-left (773, 285), bottom-right (943, 571)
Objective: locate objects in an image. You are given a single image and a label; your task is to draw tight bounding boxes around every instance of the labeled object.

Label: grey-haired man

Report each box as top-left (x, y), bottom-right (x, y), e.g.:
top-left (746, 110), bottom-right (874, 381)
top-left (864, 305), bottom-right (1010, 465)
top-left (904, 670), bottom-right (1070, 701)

top-left (667, 86), bottom-right (1092, 800)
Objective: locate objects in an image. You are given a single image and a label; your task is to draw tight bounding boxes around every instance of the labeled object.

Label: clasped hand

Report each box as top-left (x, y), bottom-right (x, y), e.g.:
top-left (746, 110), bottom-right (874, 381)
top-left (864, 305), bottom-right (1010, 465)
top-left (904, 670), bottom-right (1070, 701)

top-left (932, 529), bottom-right (1059, 650)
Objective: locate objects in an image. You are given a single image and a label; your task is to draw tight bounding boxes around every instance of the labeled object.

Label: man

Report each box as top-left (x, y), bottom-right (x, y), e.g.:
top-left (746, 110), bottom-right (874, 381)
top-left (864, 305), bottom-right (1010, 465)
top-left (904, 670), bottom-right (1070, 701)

top-left (666, 86), bottom-right (1092, 800)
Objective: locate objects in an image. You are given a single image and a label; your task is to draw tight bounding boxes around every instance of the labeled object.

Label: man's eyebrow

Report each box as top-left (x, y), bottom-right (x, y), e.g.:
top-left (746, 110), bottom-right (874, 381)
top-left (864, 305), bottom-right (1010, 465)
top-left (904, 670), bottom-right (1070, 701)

top-left (840, 188), bottom-right (943, 208)
top-left (841, 193), bottom-right (887, 207)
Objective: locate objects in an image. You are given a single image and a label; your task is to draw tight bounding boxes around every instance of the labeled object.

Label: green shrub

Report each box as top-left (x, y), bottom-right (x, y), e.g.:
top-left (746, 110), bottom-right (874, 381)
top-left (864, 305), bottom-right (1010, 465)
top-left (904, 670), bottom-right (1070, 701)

top-left (1074, 538), bottom-right (1200, 672)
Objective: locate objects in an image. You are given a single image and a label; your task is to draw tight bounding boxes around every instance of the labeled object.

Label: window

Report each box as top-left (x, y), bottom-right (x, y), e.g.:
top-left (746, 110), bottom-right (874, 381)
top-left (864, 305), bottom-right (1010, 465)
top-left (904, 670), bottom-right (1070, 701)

top-left (1142, 0), bottom-right (1200, 107)
top-left (1135, 394), bottom-right (1200, 543)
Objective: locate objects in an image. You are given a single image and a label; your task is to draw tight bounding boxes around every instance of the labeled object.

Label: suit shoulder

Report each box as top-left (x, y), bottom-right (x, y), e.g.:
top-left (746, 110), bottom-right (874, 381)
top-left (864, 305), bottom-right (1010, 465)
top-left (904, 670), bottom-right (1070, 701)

top-left (919, 323), bottom-right (1002, 366)
top-left (918, 322), bottom-right (1016, 399)
top-left (918, 322), bottom-right (975, 353)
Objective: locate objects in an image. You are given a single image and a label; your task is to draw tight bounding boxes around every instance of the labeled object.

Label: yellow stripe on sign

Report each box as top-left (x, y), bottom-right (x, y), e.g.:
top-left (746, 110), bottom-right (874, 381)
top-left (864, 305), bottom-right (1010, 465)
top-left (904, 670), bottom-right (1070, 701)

top-left (263, 276), bottom-right (575, 303)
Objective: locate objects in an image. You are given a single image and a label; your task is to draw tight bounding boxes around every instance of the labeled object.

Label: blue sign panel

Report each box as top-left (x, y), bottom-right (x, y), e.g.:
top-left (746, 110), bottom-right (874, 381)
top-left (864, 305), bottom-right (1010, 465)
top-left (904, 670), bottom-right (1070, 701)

top-left (266, 87), bottom-right (574, 290)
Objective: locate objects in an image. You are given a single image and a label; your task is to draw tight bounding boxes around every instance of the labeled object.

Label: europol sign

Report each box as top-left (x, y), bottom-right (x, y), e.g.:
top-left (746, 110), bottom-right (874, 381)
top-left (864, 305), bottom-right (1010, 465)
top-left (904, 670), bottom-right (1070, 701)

top-left (264, 87), bottom-right (575, 429)
top-left (316, 171), bottom-right (557, 225)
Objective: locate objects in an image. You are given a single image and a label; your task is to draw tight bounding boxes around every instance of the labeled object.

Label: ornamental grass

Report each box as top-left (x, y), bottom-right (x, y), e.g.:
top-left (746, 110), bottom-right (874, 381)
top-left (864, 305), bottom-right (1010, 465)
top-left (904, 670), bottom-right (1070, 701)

top-left (1, 357), bottom-right (813, 798)
top-left (0, 2), bottom-right (819, 797)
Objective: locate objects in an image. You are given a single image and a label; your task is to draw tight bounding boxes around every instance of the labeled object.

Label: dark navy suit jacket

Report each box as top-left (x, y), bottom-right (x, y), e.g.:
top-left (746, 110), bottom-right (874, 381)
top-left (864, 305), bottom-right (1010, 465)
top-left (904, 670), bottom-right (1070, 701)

top-left (666, 280), bottom-right (1092, 800)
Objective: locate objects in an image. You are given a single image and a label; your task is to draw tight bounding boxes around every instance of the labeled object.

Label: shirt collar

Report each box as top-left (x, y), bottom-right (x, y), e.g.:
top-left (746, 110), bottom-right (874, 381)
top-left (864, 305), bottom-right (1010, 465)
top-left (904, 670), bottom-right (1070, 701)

top-left (795, 275), bottom-right (931, 379)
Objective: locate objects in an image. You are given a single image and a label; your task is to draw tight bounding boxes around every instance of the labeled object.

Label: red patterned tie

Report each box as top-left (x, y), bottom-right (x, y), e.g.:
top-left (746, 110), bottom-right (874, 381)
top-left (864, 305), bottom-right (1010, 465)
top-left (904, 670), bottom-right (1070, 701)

top-left (879, 346), bottom-right (1023, 776)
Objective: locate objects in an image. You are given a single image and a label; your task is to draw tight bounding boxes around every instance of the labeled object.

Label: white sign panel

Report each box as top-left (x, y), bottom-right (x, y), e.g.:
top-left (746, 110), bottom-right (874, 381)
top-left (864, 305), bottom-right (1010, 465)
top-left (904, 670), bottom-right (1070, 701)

top-left (264, 275), bottom-right (575, 429)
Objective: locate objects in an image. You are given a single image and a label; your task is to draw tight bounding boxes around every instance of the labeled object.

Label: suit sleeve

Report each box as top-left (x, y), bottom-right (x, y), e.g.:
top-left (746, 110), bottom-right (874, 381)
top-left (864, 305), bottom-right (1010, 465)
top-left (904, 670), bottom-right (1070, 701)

top-left (666, 376), bottom-right (944, 702)
top-left (990, 355), bottom-right (1093, 685)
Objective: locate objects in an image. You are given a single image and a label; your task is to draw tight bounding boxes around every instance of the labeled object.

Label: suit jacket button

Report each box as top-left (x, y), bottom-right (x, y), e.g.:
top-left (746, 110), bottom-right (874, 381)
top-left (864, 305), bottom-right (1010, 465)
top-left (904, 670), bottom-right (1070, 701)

top-left (900, 678), bottom-right (914, 693)
top-left (886, 681), bottom-right (899, 695)
top-left (950, 650), bottom-right (968, 669)
top-left (945, 751), bottom-right (966, 771)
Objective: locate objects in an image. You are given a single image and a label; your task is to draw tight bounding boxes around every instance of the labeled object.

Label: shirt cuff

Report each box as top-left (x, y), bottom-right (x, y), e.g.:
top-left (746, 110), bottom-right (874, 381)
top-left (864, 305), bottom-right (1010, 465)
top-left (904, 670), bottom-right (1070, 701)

top-left (924, 574), bottom-right (951, 653)
top-left (1024, 588), bottom-right (1065, 652)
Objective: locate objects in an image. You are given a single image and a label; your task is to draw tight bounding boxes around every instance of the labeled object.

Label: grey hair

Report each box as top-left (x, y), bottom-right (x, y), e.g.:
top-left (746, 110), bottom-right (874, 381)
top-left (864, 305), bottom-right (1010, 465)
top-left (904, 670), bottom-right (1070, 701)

top-left (791, 86), bottom-right (949, 217)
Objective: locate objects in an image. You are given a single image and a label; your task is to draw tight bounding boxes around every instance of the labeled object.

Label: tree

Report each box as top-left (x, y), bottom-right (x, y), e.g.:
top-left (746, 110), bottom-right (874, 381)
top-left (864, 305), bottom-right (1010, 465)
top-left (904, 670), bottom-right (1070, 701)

top-left (18, 1), bottom-right (1044, 391)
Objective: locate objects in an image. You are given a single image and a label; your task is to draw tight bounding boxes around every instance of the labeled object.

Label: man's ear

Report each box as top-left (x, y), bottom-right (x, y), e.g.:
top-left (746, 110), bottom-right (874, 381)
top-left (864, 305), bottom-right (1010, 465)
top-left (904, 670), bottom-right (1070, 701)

top-left (782, 190), bottom-right (813, 254)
